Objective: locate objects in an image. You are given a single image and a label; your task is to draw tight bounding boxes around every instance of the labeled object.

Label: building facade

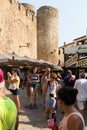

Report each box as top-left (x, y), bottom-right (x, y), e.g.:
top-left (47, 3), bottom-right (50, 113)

top-left (58, 35), bottom-right (87, 67)
top-left (58, 35), bottom-right (87, 77)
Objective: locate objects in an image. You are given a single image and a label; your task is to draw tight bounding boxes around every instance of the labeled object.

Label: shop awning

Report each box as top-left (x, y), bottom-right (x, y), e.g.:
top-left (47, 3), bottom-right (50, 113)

top-left (0, 52), bottom-right (57, 69)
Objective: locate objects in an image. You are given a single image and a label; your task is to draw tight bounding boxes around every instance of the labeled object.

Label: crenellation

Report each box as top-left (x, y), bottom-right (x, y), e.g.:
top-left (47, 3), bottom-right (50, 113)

top-left (22, 3), bottom-right (35, 12)
top-left (9, 0), bottom-right (17, 4)
top-left (16, 3), bottom-right (35, 18)
top-left (22, 3), bottom-right (35, 18)
top-left (17, 3), bottom-right (29, 17)
top-left (18, 2), bottom-right (21, 10)
top-left (32, 13), bottom-right (34, 21)
top-left (25, 8), bottom-right (28, 16)
top-left (20, 4), bottom-right (26, 15)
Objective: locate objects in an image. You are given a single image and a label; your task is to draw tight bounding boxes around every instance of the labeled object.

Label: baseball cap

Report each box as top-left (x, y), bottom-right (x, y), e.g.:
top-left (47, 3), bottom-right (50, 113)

top-left (0, 69), bottom-right (5, 88)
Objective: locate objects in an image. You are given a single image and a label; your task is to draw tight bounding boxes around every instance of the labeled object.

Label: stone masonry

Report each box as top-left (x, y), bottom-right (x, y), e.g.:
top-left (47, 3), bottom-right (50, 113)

top-left (37, 6), bottom-right (59, 64)
top-left (0, 0), bottom-right (59, 64)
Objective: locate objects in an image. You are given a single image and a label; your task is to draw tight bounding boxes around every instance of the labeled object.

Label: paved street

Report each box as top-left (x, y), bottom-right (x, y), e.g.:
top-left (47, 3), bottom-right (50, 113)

top-left (6, 88), bottom-right (87, 130)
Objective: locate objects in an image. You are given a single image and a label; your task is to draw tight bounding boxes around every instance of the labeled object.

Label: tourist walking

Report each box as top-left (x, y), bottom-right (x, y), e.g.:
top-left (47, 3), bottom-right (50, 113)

top-left (22, 70), bottom-right (31, 97)
top-left (44, 73), bottom-right (58, 120)
top-left (41, 67), bottom-right (51, 104)
top-left (7, 68), bottom-right (20, 114)
top-left (54, 87), bottom-right (85, 130)
top-left (74, 72), bottom-right (87, 114)
top-left (63, 70), bottom-right (76, 87)
top-left (29, 67), bottom-right (39, 106)
top-left (0, 68), bottom-right (18, 130)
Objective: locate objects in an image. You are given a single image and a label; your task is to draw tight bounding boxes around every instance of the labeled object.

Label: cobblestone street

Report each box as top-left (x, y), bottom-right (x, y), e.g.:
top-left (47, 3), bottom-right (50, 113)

top-left (7, 88), bottom-right (87, 130)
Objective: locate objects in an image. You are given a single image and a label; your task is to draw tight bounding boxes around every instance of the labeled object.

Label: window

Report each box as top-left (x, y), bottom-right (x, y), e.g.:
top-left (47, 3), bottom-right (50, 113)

top-left (58, 60), bottom-right (60, 65)
top-left (77, 42), bottom-right (82, 45)
top-left (62, 48), bottom-right (64, 54)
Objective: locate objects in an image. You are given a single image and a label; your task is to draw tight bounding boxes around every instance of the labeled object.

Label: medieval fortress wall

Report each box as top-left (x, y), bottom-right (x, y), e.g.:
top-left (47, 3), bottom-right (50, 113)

top-left (0, 0), bottom-right (58, 64)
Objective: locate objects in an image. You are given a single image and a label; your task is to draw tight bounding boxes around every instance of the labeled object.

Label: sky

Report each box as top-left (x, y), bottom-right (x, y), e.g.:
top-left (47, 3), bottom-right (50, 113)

top-left (19, 0), bottom-right (87, 46)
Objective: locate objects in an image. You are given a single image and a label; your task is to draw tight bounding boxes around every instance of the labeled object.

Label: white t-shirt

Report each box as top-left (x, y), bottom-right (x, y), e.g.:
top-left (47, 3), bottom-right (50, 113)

top-left (74, 78), bottom-right (87, 101)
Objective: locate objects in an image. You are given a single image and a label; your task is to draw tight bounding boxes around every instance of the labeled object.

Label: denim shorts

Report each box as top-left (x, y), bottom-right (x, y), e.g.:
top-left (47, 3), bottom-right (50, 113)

top-left (10, 89), bottom-right (20, 95)
top-left (36, 82), bottom-right (40, 87)
top-left (29, 83), bottom-right (37, 88)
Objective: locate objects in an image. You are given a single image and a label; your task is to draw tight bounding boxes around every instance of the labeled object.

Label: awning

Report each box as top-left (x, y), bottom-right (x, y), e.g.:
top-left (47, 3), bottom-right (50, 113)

top-left (0, 52), bottom-right (57, 68)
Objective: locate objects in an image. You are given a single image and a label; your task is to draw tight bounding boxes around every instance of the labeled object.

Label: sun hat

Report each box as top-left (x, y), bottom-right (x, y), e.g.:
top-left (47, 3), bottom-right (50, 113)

top-left (0, 69), bottom-right (5, 88)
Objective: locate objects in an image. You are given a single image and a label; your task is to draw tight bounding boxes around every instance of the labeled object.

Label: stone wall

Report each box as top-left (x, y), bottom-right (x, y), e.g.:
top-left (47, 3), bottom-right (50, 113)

top-left (0, 0), bottom-right (37, 59)
top-left (0, 1), bottom-right (59, 64)
top-left (37, 6), bottom-right (59, 64)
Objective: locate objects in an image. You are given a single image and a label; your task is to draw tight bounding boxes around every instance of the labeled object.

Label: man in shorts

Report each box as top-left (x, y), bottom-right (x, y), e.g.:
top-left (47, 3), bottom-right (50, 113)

top-left (74, 72), bottom-right (87, 114)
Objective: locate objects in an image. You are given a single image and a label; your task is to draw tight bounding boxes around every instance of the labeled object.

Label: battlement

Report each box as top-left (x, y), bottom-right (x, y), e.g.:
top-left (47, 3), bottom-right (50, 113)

top-left (9, 0), bottom-right (17, 4)
top-left (17, 2), bottom-right (35, 19)
top-left (8, 0), bottom-right (35, 19)
top-left (22, 3), bottom-right (35, 13)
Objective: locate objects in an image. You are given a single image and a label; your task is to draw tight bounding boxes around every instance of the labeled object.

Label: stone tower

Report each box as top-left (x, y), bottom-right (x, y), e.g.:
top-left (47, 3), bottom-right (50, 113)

top-left (37, 6), bottom-right (59, 65)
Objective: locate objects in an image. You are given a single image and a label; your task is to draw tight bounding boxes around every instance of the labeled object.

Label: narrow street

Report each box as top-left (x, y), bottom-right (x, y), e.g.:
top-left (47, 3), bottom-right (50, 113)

top-left (6, 88), bottom-right (87, 130)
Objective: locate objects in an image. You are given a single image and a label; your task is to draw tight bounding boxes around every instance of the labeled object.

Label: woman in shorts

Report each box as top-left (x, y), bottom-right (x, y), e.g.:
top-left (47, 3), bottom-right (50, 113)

top-left (29, 67), bottom-right (39, 106)
top-left (7, 68), bottom-right (20, 114)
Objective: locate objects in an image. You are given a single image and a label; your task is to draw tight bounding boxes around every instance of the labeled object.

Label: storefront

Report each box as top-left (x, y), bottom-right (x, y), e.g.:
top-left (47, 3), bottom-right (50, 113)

top-left (64, 44), bottom-right (87, 78)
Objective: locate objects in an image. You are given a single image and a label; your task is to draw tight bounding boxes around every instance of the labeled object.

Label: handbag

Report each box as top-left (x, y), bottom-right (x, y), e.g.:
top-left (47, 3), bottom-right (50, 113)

top-left (9, 83), bottom-right (16, 90)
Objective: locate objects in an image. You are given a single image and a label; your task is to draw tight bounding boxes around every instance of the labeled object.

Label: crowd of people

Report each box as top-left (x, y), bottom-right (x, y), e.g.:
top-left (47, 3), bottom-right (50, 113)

top-left (0, 67), bottom-right (87, 130)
